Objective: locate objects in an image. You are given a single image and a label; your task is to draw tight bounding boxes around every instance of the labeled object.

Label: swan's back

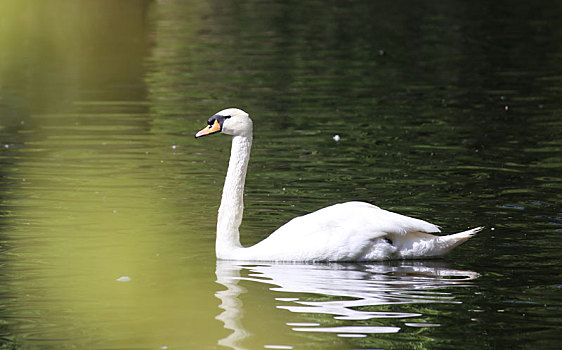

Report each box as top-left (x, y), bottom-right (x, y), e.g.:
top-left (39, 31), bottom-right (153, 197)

top-left (275, 201), bottom-right (440, 236)
top-left (241, 201), bottom-right (443, 262)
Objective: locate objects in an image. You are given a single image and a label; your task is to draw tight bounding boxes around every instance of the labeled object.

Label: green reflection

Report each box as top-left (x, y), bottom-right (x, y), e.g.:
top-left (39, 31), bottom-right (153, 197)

top-left (0, 0), bottom-right (224, 348)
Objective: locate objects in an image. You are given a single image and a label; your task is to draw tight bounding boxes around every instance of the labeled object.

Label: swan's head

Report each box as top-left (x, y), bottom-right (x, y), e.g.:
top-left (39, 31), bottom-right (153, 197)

top-left (195, 108), bottom-right (253, 138)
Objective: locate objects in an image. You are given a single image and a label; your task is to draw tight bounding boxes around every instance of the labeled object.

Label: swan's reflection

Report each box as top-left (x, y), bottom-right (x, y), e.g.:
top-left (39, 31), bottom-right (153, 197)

top-left (215, 260), bottom-right (479, 349)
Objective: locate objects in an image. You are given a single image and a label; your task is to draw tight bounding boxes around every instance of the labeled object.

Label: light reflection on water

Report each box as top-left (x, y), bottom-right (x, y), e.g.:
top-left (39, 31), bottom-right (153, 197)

top-left (216, 261), bottom-right (479, 350)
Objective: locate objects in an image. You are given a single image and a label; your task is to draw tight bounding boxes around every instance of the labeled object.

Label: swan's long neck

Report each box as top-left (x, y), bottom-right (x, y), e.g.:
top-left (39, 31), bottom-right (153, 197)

top-left (216, 135), bottom-right (252, 258)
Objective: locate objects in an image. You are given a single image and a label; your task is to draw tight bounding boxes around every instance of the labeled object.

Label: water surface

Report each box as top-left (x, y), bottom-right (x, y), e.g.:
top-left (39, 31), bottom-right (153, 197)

top-left (0, 0), bottom-right (561, 349)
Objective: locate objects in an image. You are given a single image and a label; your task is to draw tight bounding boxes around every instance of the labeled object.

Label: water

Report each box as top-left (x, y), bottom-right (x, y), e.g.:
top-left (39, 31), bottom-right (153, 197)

top-left (0, 0), bottom-right (561, 349)
top-left (216, 261), bottom-right (480, 349)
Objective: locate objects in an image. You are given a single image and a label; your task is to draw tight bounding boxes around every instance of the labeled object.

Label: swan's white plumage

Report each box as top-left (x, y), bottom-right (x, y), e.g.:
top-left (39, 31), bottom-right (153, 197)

top-left (196, 108), bottom-right (482, 262)
top-left (234, 202), bottom-right (439, 262)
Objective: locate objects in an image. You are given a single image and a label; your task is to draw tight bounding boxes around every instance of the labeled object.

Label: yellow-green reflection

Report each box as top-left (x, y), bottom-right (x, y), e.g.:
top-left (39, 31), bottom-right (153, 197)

top-left (0, 0), bottom-right (225, 348)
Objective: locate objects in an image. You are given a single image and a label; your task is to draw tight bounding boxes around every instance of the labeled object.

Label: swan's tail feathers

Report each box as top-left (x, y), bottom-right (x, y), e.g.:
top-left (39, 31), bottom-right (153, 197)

top-left (453, 226), bottom-right (484, 240)
top-left (438, 226), bottom-right (483, 252)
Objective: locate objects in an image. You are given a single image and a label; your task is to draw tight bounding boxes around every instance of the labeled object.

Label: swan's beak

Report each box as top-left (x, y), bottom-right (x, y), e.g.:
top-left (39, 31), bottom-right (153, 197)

top-left (195, 119), bottom-right (221, 138)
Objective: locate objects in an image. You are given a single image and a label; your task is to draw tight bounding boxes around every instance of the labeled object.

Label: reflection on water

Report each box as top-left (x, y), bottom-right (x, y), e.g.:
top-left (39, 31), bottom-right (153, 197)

top-left (216, 261), bottom-right (479, 349)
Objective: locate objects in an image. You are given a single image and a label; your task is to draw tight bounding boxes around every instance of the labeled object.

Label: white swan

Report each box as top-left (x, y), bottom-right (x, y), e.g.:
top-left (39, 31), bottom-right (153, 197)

top-left (195, 108), bottom-right (482, 262)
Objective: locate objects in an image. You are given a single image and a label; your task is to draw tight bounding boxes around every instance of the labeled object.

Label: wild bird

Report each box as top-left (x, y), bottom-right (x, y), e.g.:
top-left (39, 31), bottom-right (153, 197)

top-left (195, 108), bottom-right (482, 262)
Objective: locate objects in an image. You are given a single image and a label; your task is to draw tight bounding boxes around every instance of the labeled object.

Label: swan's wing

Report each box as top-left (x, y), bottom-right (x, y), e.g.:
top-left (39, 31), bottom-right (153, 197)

top-left (246, 201), bottom-right (440, 261)
top-left (276, 201), bottom-right (440, 236)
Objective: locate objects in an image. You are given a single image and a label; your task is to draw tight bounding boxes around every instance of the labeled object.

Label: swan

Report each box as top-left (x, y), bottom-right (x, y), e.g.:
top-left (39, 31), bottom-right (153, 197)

top-left (195, 108), bottom-right (482, 262)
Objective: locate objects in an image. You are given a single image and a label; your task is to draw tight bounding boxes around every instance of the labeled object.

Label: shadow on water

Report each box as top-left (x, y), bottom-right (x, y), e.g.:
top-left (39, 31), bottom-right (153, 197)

top-left (216, 260), bottom-right (479, 350)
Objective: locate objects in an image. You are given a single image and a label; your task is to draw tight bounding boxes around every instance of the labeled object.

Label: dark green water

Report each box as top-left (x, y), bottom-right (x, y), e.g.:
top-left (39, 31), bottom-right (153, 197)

top-left (0, 0), bottom-right (561, 349)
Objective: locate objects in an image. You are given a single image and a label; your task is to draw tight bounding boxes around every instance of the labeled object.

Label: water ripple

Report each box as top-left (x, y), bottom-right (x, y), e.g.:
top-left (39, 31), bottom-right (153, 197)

top-left (216, 261), bottom-right (479, 349)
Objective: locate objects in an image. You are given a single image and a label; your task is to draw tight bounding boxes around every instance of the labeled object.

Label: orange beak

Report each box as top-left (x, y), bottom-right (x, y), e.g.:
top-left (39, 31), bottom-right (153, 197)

top-left (195, 119), bottom-right (221, 138)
